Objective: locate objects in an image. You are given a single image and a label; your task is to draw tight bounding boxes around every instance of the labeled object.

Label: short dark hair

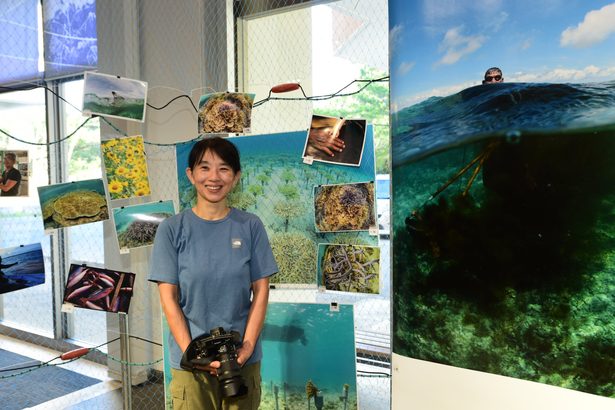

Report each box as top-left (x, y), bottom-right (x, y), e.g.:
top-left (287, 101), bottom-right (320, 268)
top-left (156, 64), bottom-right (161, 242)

top-left (187, 136), bottom-right (241, 173)
top-left (4, 153), bottom-right (16, 162)
top-left (484, 67), bottom-right (502, 78)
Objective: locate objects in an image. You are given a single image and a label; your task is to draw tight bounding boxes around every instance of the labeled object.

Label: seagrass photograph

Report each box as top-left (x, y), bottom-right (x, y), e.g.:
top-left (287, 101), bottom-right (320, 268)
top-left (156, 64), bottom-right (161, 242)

top-left (390, 0), bottom-right (615, 398)
top-left (112, 200), bottom-right (175, 251)
top-left (176, 131), bottom-right (378, 286)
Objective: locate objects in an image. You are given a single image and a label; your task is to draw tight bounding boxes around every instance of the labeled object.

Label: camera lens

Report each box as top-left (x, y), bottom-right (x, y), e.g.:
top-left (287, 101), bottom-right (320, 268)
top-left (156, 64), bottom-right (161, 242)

top-left (217, 351), bottom-right (248, 398)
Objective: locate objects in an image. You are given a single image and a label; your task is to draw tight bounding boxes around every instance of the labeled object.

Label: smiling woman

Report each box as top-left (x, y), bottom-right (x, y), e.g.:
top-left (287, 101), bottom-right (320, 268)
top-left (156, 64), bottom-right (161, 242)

top-left (149, 136), bottom-right (278, 410)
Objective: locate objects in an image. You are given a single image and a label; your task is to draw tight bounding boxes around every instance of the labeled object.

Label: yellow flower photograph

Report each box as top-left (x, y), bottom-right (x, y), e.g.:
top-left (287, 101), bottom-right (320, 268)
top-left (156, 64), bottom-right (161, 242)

top-left (101, 135), bottom-right (151, 200)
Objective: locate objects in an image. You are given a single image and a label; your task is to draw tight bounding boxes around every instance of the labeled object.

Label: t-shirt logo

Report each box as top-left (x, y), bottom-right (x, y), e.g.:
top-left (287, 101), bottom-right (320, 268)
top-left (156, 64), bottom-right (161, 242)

top-left (231, 239), bottom-right (242, 248)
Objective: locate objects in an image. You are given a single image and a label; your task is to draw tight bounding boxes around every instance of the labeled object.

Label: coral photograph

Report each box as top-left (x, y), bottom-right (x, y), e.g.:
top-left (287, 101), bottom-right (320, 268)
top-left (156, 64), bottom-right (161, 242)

top-left (112, 200), bottom-right (175, 251)
top-left (318, 244), bottom-right (380, 294)
top-left (101, 135), bottom-right (151, 200)
top-left (38, 179), bottom-right (109, 230)
top-left (197, 92), bottom-right (255, 133)
top-left (314, 182), bottom-right (375, 232)
top-left (63, 264), bottom-right (135, 313)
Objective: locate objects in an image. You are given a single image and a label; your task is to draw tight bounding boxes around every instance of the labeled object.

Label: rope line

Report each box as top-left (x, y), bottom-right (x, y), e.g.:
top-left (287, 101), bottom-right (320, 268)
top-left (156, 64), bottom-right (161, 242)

top-left (0, 76), bottom-right (389, 147)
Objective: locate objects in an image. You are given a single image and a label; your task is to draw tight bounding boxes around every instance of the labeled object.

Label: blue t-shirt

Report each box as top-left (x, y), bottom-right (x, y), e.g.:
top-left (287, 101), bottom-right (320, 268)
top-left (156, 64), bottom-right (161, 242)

top-left (148, 208), bottom-right (278, 369)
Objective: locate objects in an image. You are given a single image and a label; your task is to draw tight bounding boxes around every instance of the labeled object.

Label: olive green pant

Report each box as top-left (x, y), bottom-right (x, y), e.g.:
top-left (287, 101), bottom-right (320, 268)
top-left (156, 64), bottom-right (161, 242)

top-left (170, 362), bottom-right (261, 410)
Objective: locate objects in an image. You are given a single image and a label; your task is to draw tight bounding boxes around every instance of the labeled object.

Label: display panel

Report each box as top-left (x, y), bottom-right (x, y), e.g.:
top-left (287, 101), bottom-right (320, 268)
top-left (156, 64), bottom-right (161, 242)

top-left (176, 130), bottom-right (377, 285)
top-left (390, 0), bottom-right (615, 401)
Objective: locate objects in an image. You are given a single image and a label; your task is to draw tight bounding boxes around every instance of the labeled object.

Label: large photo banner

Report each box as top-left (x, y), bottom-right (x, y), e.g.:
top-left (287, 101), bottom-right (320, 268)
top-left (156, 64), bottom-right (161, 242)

top-left (389, 1), bottom-right (615, 407)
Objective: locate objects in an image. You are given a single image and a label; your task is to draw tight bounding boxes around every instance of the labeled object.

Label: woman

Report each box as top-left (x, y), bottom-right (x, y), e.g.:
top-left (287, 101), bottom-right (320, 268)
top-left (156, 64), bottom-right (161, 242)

top-left (149, 137), bottom-right (278, 409)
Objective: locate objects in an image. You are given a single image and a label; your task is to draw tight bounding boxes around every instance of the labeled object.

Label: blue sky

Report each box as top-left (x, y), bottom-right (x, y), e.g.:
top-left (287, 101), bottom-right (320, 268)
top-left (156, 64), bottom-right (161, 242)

top-left (390, 0), bottom-right (615, 110)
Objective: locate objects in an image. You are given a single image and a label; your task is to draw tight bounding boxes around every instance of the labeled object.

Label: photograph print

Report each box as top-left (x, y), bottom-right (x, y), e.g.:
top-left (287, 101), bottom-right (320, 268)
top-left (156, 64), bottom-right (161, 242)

top-left (260, 302), bottom-right (358, 410)
top-left (198, 92), bottom-right (255, 133)
top-left (390, 0), bottom-right (615, 398)
top-left (101, 135), bottom-right (151, 200)
top-left (0, 243), bottom-right (45, 295)
top-left (303, 115), bottom-right (367, 166)
top-left (0, 150), bottom-right (28, 197)
top-left (317, 243), bottom-right (380, 294)
top-left (314, 181), bottom-right (376, 233)
top-left (63, 263), bottom-right (135, 313)
top-left (83, 71), bottom-right (148, 122)
top-left (38, 179), bottom-right (109, 230)
top-left (112, 200), bottom-right (175, 251)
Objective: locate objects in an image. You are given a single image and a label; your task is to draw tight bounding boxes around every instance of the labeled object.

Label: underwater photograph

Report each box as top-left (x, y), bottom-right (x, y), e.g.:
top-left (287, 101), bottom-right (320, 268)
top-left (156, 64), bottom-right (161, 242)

top-left (317, 244), bottom-right (380, 294)
top-left (38, 178), bottom-right (109, 230)
top-left (63, 264), bottom-right (135, 313)
top-left (0, 243), bottom-right (44, 295)
top-left (112, 200), bottom-right (175, 251)
top-left (260, 302), bottom-right (358, 410)
top-left (198, 92), bottom-right (255, 134)
top-left (176, 131), bottom-right (377, 285)
top-left (82, 71), bottom-right (147, 122)
top-left (314, 182), bottom-right (376, 233)
top-left (390, 0), bottom-right (615, 398)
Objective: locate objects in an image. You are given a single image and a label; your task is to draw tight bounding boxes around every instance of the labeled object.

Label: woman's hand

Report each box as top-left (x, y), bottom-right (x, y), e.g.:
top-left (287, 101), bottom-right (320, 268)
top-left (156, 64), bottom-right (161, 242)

top-left (194, 360), bottom-right (221, 376)
top-left (236, 340), bottom-right (255, 366)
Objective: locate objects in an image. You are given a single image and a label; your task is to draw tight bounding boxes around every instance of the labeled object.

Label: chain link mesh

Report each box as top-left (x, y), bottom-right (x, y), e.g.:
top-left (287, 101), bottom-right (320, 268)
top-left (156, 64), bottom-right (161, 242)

top-left (0, 1), bottom-right (390, 408)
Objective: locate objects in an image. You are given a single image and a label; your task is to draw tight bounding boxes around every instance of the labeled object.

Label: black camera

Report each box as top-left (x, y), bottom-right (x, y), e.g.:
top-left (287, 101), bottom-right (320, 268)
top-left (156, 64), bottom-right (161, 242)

top-left (180, 327), bottom-right (248, 398)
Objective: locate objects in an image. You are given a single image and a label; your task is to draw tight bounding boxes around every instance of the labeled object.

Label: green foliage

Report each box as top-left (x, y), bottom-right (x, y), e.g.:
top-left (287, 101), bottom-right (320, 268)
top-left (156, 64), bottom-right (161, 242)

top-left (247, 184), bottom-right (264, 198)
top-left (273, 200), bottom-right (303, 232)
top-left (227, 188), bottom-right (256, 210)
top-left (256, 173), bottom-right (270, 186)
top-left (280, 168), bottom-right (296, 184)
top-left (316, 66), bottom-right (390, 174)
top-left (278, 183), bottom-right (299, 201)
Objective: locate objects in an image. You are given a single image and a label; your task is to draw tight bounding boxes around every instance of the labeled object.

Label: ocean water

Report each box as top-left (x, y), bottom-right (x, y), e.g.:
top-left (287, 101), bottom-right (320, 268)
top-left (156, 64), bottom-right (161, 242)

top-left (391, 81), bottom-right (615, 398)
top-left (0, 243), bottom-right (45, 294)
top-left (261, 303), bottom-right (357, 410)
top-left (392, 81), bottom-right (615, 166)
top-left (112, 200), bottom-right (175, 232)
top-left (37, 178), bottom-right (106, 205)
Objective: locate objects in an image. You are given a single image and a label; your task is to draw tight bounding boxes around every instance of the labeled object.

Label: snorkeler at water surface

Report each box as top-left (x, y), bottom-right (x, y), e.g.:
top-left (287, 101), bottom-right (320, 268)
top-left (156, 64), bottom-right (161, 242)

top-left (483, 67), bottom-right (504, 84)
